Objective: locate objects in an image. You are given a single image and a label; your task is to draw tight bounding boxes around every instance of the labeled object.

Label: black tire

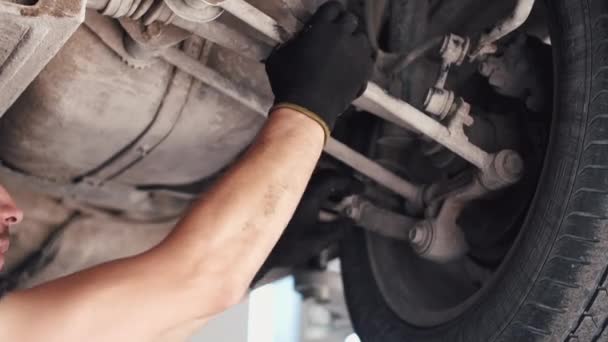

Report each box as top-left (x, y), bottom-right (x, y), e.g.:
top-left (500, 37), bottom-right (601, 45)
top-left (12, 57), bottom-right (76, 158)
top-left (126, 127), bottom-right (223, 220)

top-left (340, 0), bottom-right (608, 341)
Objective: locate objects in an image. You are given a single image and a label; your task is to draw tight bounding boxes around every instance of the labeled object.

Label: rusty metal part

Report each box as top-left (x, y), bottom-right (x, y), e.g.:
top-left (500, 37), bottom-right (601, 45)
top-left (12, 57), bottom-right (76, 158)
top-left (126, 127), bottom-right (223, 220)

top-left (409, 150), bottom-right (523, 263)
top-left (120, 17), bottom-right (191, 62)
top-left (87, 10), bottom-right (189, 68)
top-left (85, 10), bottom-right (158, 68)
top-left (0, 0), bottom-right (86, 118)
top-left (409, 173), bottom-right (486, 263)
top-left (332, 150), bottom-right (522, 261)
top-left (338, 196), bottom-right (416, 241)
top-left (470, 0), bottom-right (536, 58)
top-left (160, 47), bottom-right (424, 203)
top-left (88, 0), bottom-right (273, 61)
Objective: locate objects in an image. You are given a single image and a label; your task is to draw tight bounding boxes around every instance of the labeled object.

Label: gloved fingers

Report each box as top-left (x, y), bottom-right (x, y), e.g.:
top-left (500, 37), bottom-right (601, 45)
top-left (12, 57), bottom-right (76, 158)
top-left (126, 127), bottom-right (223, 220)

top-left (310, 0), bottom-right (344, 25)
top-left (353, 31), bottom-right (375, 58)
top-left (336, 12), bottom-right (360, 34)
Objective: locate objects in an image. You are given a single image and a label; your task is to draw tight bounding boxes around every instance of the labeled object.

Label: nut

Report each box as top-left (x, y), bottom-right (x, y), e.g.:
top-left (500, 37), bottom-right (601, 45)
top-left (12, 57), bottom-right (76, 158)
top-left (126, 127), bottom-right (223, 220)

top-left (409, 221), bottom-right (433, 255)
top-left (424, 87), bottom-right (455, 119)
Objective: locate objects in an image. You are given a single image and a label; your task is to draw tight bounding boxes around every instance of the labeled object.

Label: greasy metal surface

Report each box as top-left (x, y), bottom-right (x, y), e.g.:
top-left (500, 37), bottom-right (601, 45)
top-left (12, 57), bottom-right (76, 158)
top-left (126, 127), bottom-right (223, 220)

top-left (0, 0), bottom-right (85, 118)
top-left (340, 196), bottom-right (416, 241)
top-left (411, 173), bottom-right (488, 263)
top-left (0, 12), bottom-right (270, 190)
top-left (0, 25), bottom-right (173, 181)
top-left (80, 17), bottom-right (201, 183)
top-left (119, 17), bottom-right (191, 61)
top-left (119, 44), bottom-right (266, 185)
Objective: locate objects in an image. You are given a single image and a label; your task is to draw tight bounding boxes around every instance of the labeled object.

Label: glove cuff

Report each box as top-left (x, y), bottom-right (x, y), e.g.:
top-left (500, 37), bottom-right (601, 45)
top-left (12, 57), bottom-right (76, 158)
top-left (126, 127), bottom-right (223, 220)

top-left (270, 102), bottom-right (330, 144)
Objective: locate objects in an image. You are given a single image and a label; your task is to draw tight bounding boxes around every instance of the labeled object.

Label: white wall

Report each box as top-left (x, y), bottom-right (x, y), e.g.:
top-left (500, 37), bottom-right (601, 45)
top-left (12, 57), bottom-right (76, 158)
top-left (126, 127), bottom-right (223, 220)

top-left (189, 301), bottom-right (250, 342)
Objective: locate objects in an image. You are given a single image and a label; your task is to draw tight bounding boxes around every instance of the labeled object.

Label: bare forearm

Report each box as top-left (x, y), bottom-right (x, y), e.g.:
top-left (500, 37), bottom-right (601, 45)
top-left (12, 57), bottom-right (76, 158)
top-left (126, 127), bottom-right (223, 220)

top-left (156, 108), bottom-right (325, 301)
top-left (0, 109), bottom-right (324, 342)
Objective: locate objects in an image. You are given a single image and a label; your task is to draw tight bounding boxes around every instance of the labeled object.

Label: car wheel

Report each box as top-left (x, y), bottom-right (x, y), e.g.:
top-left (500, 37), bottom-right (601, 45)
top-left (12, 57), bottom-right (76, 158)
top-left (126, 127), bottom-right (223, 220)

top-left (340, 0), bottom-right (608, 340)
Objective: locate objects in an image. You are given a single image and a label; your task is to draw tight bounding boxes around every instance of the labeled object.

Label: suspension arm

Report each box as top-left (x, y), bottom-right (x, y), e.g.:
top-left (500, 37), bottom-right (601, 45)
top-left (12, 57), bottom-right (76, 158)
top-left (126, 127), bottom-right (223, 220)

top-left (205, 0), bottom-right (522, 188)
top-left (161, 48), bottom-right (423, 204)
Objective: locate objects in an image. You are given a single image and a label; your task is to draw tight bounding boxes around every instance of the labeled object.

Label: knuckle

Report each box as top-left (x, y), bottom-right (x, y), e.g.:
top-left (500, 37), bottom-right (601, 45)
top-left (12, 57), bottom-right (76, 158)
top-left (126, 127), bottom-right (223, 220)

top-left (337, 12), bottom-right (360, 32)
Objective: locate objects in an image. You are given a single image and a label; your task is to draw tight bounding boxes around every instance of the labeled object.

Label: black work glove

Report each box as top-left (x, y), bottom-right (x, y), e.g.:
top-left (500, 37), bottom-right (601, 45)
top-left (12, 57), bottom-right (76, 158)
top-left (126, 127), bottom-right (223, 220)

top-left (265, 1), bottom-right (375, 141)
top-left (253, 171), bottom-right (363, 284)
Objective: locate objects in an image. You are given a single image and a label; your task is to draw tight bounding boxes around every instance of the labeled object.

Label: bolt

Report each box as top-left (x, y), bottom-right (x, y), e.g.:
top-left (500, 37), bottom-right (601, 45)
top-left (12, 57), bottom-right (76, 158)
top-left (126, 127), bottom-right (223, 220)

top-left (409, 225), bottom-right (425, 245)
top-left (503, 151), bottom-right (524, 178)
top-left (146, 23), bottom-right (162, 38)
top-left (484, 150), bottom-right (525, 189)
top-left (424, 87), bottom-right (455, 119)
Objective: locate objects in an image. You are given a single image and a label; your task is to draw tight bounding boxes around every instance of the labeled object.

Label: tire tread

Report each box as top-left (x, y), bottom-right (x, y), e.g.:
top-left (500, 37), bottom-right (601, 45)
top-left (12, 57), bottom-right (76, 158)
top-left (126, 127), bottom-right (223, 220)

top-left (505, 1), bottom-right (608, 339)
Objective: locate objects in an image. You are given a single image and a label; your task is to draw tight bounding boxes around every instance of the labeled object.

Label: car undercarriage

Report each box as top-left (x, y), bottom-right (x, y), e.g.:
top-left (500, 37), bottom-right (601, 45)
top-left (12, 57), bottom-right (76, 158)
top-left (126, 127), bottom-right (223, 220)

top-left (2, 0), bottom-right (608, 340)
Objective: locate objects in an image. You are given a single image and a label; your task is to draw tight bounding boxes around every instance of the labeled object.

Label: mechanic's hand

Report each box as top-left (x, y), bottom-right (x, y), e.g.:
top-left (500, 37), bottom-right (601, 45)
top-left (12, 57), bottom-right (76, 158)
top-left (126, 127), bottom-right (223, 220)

top-left (253, 171), bottom-right (363, 284)
top-left (266, 1), bottom-right (375, 141)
